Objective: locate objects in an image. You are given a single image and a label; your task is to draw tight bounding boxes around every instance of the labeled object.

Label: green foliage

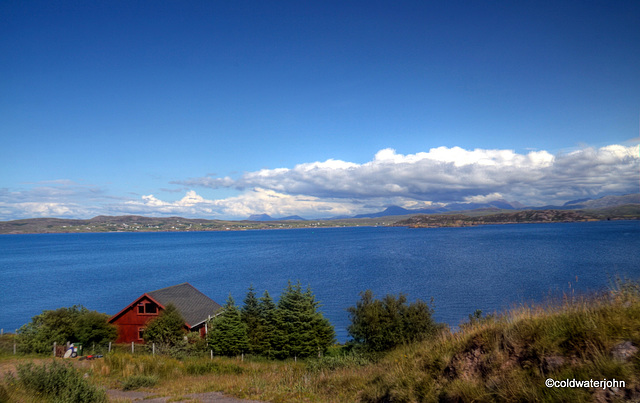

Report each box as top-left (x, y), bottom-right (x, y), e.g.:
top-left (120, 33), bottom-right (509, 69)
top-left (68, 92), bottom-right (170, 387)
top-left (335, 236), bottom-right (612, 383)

top-left (347, 290), bottom-right (440, 352)
top-left (241, 285), bottom-right (263, 354)
top-left (273, 281), bottom-right (336, 359)
top-left (121, 374), bottom-right (159, 391)
top-left (17, 305), bottom-right (117, 354)
top-left (256, 290), bottom-right (278, 358)
top-left (15, 360), bottom-right (107, 402)
top-left (208, 295), bottom-right (249, 356)
top-left (184, 331), bottom-right (208, 355)
top-left (142, 303), bottom-right (187, 352)
top-left (73, 310), bottom-right (118, 347)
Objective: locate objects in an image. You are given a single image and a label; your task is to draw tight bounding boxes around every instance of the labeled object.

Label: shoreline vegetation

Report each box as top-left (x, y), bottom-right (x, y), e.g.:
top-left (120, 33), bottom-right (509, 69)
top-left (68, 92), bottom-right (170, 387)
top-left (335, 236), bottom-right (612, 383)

top-left (2, 280), bottom-right (639, 402)
top-left (1, 204), bottom-right (639, 235)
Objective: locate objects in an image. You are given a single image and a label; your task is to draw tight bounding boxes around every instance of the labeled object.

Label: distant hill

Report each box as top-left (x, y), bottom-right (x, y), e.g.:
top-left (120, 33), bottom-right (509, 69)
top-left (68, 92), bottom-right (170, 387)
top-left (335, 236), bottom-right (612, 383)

top-left (534, 193), bottom-right (640, 210)
top-left (247, 214), bottom-right (306, 221)
top-left (360, 194), bottom-right (639, 218)
top-left (353, 205), bottom-right (445, 218)
top-left (395, 205), bottom-right (640, 228)
top-left (353, 199), bottom-right (523, 219)
top-left (247, 214), bottom-right (273, 221)
top-left (572, 194), bottom-right (640, 209)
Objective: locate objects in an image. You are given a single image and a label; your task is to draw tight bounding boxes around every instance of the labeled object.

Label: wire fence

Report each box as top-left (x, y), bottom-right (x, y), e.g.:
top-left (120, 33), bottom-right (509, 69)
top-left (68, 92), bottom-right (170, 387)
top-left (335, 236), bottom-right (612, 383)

top-left (0, 332), bottom-right (245, 361)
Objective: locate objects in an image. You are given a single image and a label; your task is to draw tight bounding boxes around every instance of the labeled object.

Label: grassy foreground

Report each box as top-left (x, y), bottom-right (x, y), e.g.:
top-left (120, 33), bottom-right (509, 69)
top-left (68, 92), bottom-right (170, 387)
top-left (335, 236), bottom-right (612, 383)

top-left (2, 281), bottom-right (640, 402)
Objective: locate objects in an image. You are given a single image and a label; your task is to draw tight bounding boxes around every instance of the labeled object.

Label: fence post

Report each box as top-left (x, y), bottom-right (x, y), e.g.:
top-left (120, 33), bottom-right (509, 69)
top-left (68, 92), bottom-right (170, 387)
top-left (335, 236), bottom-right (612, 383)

top-left (53, 341), bottom-right (57, 357)
top-left (1, 328), bottom-right (3, 335)
top-left (13, 342), bottom-right (16, 355)
top-left (152, 343), bottom-right (155, 356)
top-left (210, 350), bottom-right (213, 360)
top-left (131, 342), bottom-right (134, 354)
top-left (108, 342), bottom-right (111, 353)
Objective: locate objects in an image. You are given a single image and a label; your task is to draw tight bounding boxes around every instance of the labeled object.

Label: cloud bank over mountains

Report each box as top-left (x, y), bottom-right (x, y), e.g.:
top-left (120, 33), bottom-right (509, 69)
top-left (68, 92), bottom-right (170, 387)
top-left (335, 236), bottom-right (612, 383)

top-left (1, 144), bottom-right (638, 220)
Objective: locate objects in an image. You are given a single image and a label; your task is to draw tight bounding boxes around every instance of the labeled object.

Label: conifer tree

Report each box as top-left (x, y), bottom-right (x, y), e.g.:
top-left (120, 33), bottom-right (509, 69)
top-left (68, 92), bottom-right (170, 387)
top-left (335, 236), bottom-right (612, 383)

top-left (208, 295), bottom-right (248, 356)
top-left (274, 281), bottom-right (335, 359)
top-left (257, 290), bottom-right (278, 358)
top-left (241, 285), bottom-right (262, 354)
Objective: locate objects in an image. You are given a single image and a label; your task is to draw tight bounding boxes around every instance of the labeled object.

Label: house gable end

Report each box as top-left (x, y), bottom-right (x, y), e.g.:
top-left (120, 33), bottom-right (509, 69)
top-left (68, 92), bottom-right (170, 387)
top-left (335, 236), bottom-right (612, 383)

top-left (109, 293), bottom-right (166, 324)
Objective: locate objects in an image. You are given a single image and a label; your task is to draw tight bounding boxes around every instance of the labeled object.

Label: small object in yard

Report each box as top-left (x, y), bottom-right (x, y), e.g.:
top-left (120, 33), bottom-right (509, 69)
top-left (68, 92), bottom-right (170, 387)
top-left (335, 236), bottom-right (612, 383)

top-left (63, 343), bottom-right (79, 358)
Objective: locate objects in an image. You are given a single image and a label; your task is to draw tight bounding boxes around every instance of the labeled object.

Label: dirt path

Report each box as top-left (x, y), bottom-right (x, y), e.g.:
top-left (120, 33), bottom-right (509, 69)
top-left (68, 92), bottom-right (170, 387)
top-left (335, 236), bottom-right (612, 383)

top-left (106, 388), bottom-right (264, 402)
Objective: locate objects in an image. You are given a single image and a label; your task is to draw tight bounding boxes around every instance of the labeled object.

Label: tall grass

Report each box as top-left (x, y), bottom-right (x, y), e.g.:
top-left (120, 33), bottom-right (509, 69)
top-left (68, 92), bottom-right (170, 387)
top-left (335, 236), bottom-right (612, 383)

top-left (353, 280), bottom-right (640, 402)
top-left (10, 360), bottom-right (106, 402)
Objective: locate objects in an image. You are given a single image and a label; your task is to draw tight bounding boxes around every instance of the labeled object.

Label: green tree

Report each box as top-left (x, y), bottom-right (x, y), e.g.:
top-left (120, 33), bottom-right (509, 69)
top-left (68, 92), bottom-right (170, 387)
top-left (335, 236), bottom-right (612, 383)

top-left (73, 310), bottom-right (117, 348)
top-left (257, 290), bottom-right (278, 358)
top-left (18, 306), bottom-right (116, 354)
top-left (142, 303), bottom-right (186, 351)
top-left (274, 281), bottom-right (335, 359)
top-left (347, 290), bottom-right (440, 352)
top-left (208, 295), bottom-right (248, 356)
top-left (241, 285), bottom-right (262, 354)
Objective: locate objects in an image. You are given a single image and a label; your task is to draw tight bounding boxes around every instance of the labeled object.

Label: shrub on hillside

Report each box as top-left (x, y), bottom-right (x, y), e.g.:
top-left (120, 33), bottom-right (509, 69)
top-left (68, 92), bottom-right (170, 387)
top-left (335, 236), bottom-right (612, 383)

top-left (18, 306), bottom-right (116, 354)
top-left (347, 290), bottom-right (442, 352)
top-left (143, 303), bottom-right (187, 356)
top-left (15, 360), bottom-right (106, 402)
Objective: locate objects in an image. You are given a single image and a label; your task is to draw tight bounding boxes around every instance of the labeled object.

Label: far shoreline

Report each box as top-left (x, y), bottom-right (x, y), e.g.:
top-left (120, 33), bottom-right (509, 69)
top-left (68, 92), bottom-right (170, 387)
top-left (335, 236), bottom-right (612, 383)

top-left (1, 216), bottom-right (638, 236)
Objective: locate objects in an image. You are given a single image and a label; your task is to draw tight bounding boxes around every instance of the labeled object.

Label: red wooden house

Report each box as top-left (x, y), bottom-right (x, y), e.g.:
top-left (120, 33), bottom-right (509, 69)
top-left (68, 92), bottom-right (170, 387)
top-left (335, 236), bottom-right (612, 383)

top-left (109, 283), bottom-right (222, 343)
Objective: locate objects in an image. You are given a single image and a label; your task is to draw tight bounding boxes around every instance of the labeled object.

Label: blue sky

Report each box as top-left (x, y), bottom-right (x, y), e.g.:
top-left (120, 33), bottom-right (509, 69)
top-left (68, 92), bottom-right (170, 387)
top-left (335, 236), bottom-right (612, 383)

top-left (1, 1), bottom-right (638, 220)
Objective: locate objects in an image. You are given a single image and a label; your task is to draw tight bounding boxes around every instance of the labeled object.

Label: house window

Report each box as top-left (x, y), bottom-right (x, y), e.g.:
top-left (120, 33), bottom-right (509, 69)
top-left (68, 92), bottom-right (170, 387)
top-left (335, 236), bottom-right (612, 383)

top-left (137, 302), bottom-right (158, 315)
top-left (138, 328), bottom-right (145, 340)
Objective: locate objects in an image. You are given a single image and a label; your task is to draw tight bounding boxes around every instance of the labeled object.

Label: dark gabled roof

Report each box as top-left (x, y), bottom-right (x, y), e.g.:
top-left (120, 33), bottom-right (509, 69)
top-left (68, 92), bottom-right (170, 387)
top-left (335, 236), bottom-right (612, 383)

top-left (147, 283), bottom-right (222, 328)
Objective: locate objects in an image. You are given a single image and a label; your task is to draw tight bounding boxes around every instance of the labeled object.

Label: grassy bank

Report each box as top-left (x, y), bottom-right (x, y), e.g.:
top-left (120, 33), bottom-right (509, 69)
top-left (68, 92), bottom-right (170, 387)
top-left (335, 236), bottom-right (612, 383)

top-left (2, 281), bottom-right (639, 402)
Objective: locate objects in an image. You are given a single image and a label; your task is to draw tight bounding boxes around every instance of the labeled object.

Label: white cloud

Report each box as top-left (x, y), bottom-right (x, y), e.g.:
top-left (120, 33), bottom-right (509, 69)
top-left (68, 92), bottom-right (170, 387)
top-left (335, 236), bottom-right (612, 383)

top-left (2, 144), bottom-right (638, 220)
top-left (118, 189), bottom-right (365, 219)
top-left (179, 144), bottom-right (636, 206)
top-left (463, 193), bottom-right (504, 204)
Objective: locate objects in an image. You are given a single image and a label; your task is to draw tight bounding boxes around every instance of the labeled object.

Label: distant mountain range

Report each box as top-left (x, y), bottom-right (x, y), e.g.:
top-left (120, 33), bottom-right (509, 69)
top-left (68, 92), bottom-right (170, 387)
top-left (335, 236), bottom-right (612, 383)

top-left (540, 194), bottom-right (640, 210)
top-left (247, 214), bottom-right (307, 222)
top-left (245, 194), bottom-right (639, 221)
top-left (248, 195), bottom-right (639, 221)
top-left (351, 199), bottom-right (526, 219)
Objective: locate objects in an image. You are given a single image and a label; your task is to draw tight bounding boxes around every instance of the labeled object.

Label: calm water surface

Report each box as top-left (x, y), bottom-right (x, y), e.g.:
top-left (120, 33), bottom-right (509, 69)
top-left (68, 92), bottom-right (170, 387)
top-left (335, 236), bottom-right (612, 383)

top-left (1, 221), bottom-right (639, 341)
